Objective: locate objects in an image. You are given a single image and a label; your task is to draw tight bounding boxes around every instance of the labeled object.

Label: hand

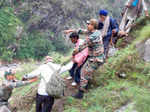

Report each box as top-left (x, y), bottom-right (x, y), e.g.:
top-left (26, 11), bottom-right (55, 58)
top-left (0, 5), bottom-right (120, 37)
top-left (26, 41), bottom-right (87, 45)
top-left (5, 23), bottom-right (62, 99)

top-left (22, 77), bottom-right (27, 81)
top-left (126, 5), bottom-right (131, 8)
top-left (28, 77), bottom-right (38, 83)
top-left (145, 11), bottom-right (149, 18)
top-left (112, 29), bottom-right (117, 35)
top-left (72, 56), bottom-right (75, 62)
top-left (72, 49), bottom-right (78, 56)
top-left (64, 29), bottom-right (74, 34)
top-left (118, 31), bottom-right (128, 37)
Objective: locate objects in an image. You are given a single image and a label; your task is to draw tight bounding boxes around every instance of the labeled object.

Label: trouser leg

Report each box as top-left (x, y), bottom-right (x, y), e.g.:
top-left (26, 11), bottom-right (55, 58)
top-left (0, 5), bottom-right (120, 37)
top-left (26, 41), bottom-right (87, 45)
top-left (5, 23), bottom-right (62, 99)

top-left (36, 93), bottom-right (43, 112)
top-left (80, 59), bottom-right (103, 90)
top-left (42, 96), bottom-right (54, 112)
top-left (74, 63), bottom-right (84, 83)
top-left (69, 63), bottom-right (78, 78)
top-left (73, 58), bottom-right (103, 99)
top-left (103, 39), bottom-right (110, 58)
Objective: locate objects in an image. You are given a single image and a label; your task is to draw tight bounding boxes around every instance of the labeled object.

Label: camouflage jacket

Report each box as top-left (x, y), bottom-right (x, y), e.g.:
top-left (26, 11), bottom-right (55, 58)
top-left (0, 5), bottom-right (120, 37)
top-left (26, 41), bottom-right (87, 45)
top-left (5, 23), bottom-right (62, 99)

top-left (0, 80), bottom-right (30, 106)
top-left (77, 29), bottom-right (104, 62)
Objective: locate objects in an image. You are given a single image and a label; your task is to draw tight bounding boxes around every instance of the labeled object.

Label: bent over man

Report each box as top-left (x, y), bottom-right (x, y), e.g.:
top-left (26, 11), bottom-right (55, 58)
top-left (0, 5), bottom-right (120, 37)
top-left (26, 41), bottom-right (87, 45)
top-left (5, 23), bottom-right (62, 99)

top-left (0, 69), bottom-right (37, 112)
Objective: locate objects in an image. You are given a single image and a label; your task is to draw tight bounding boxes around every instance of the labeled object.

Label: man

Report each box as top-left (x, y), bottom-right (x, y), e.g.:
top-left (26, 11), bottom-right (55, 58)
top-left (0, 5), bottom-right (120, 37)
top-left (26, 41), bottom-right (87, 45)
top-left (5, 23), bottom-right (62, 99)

top-left (66, 32), bottom-right (88, 86)
top-left (65, 19), bottom-right (104, 99)
top-left (0, 69), bottom-right (37, 112)
top-left (120, 0), bottom-right (149, 33)
top-left (98, 9), bottom-right (119, 58)
top-left (23, 56), bottom-right (73, 112)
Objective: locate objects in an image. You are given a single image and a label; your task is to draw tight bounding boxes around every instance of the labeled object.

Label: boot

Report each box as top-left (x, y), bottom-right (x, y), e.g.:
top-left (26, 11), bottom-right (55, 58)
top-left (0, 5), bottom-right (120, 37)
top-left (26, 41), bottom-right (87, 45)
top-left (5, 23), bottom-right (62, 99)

top-left (72, 90), bottom-right (84, 99)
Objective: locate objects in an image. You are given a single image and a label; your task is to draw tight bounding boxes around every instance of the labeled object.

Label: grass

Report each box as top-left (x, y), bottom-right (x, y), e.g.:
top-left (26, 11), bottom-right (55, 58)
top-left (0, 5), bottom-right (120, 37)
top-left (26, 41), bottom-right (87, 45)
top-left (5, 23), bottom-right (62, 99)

top-left (63, 22), bottom-right (150, 112)
top-left (9, 17), bottom-right (150, 112)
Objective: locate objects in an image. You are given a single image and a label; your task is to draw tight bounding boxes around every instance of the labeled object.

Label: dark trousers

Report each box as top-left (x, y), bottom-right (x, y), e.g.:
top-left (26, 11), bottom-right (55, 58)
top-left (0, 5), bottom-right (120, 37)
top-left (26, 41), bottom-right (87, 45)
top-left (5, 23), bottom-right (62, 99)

top-left (103, 39), bottom-right (111, 58)
top-left (69, 63), bottom-right (81, 83)
top-left (69, 57), bottom-right (88, 83)
top-left (36, 93), bottom-right (54, 112)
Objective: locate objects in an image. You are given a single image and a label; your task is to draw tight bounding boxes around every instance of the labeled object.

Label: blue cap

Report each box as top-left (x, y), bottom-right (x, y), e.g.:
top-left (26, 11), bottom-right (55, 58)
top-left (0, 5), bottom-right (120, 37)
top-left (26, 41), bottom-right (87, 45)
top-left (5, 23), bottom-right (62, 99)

top-left (99, 10), bottom-right (108, 16)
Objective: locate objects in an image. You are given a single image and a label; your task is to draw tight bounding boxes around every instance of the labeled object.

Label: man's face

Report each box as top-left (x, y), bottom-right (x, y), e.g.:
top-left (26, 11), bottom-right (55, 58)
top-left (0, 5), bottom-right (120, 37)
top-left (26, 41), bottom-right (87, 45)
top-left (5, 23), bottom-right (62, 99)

top-left (70, 38), bottom-right (78, 44)
top-left (99, 15), bottom-right (106, 22)
top-left (87, 23), bottom-right (94, 32)
top-left (45, 56), bottom-right (53, 63)
top-left (6, 75), bottom-right (16, 81)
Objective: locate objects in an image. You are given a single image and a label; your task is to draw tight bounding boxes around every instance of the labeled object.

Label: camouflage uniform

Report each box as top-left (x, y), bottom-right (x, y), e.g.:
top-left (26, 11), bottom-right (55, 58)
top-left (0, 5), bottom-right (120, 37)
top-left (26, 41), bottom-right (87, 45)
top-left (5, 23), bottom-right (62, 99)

top-left (0, 80), bottom-right (31, 112)
top-left (77, 29), bottom-right (104, 90)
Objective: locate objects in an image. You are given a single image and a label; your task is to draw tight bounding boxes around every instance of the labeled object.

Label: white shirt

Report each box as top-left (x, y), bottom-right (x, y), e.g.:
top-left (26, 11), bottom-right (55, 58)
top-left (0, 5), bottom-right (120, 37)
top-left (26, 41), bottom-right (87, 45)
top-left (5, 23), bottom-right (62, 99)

top-left (25, 61), bottom-right (73, 96)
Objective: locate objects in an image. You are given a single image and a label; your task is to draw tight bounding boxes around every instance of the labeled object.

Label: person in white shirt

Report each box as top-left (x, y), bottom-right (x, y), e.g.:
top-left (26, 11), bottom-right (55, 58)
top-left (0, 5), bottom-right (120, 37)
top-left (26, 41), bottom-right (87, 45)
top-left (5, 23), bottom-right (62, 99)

top-left (120, 0), bottom-right (149, 33)
top-left (23, 56), bottom-right (73, 112)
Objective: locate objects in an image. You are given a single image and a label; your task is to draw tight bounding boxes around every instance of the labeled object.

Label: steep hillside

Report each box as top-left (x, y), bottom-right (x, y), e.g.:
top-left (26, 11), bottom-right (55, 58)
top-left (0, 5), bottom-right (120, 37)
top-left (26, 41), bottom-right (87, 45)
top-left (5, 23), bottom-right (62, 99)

top-left (9, 16), bottom-right (150, 112)
top-left (63, 18), bottom-right (150, 112)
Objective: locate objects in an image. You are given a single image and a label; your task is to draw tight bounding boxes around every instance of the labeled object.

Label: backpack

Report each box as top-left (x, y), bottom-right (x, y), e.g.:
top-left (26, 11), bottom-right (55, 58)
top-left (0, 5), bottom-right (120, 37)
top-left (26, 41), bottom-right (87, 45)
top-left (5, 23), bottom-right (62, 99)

top-left (45, 64), bottom-right (66, 99)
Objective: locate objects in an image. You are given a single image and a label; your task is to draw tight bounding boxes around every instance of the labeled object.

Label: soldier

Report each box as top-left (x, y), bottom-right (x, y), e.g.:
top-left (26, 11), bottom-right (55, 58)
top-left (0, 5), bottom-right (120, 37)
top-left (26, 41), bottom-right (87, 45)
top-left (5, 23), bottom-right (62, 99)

top-left (120, 0), bottom-right (149, 34)
top-left (65, 19), bottom-right (104, 99)
top-left (0, 69), bottom-right (37, 112)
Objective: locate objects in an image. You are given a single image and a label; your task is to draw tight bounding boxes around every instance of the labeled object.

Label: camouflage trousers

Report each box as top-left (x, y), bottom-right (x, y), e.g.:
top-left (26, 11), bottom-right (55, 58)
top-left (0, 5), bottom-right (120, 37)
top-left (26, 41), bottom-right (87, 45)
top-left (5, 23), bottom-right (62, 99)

top-left (80, 57), bottom-right (104, 90)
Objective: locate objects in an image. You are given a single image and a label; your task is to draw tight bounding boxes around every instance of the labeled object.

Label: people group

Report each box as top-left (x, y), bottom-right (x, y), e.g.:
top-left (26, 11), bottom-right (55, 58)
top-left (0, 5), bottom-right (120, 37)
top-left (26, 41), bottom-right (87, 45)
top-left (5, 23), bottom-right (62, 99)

top-left (0, 0), bottom-right (149, 112)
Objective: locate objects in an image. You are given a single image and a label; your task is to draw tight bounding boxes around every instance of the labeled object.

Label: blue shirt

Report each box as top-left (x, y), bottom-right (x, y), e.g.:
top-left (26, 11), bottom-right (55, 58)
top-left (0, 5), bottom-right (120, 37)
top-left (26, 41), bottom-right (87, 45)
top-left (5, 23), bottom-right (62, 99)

top-left (98, 17), bottom-right (119, 41)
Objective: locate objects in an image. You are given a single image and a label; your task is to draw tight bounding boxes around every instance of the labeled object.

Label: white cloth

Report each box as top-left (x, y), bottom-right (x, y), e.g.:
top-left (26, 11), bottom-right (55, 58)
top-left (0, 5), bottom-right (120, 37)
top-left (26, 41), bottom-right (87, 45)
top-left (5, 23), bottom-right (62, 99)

top-left (125, 0), bottom-right (147, 19)
top-left (25, 62), bottom-right (73, 96)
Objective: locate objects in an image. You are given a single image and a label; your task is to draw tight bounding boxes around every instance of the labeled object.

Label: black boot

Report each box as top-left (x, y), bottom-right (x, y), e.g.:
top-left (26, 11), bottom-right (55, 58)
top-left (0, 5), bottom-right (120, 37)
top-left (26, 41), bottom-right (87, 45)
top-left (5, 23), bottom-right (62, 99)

top-left (72, 90), bottom-right (84, 99)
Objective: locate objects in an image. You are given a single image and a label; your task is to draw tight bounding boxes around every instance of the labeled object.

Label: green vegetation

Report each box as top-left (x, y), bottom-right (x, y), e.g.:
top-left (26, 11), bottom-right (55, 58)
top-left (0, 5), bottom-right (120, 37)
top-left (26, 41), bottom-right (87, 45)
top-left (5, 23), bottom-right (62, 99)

top-left (0, 0), bottom-right (150, 112)
top-left (9, 18), bottom-right (150, 112)
top-left (63, 20), bottom-right (150, 112)
top-left (0, 7), bottom-right (22, 61)
top-left (0, 6), bottom-right (70, 62)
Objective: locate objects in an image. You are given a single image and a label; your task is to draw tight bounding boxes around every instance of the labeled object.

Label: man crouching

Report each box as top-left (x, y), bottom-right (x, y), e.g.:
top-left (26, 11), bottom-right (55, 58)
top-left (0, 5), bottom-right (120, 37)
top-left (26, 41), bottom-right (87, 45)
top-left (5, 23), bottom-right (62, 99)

top-left (0, 69), bottom-right (37, 112)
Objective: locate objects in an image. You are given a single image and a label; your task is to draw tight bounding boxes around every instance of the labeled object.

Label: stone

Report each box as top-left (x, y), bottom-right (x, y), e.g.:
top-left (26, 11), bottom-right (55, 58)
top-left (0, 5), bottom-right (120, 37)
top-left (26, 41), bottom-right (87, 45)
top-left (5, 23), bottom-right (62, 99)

top-left (143, 39), bottom-right (150, 62)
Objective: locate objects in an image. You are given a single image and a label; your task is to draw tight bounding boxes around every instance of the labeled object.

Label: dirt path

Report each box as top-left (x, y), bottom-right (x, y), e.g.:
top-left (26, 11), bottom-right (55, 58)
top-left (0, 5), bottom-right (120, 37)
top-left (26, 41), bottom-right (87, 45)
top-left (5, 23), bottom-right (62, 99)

top-left (52, 78), bottom-right (79, 112)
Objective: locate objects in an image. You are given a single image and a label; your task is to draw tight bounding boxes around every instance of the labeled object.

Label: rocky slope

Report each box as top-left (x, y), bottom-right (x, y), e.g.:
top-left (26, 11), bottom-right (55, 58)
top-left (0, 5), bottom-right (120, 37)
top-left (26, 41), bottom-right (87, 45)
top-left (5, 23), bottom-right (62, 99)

top-left (13, 0), bottom-right (125, 38)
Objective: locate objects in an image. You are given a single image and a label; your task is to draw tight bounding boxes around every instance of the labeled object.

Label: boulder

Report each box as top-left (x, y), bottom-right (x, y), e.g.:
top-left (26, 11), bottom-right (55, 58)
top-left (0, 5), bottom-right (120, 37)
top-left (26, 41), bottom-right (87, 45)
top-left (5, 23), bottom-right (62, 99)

top-left (136, 38), bottom-right (150, 62)
top-left (143, 39), bottom-right (150, 62)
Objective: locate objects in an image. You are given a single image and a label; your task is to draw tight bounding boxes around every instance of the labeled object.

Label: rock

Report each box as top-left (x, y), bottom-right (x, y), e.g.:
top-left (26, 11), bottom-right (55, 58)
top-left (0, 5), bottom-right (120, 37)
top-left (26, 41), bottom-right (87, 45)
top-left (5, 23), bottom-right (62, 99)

top-left (143, 39), bottom-right (150, 62)
top-left (108, 46), bottom-right (118, 57)
top-left (118, 73), bottom-right (127, 78)
top-left (115, 102), bottom-right (137, 112)
top-left (136, 38), bottom-right (150, 62)
top-left (136, 41), bottom-right (145, 57)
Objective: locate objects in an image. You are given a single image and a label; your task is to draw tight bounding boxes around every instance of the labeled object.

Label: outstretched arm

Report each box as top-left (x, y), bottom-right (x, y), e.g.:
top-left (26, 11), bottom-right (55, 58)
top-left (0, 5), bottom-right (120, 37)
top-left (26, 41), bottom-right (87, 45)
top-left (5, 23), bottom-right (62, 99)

top-left (23, 65), bottom-right (43, 79)
top-left (64, 29), bottom-right (88, 35)
top-left (64, 29), bottom-right (76, 34)
top-left (7, 77), bottom-right (38, 88)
